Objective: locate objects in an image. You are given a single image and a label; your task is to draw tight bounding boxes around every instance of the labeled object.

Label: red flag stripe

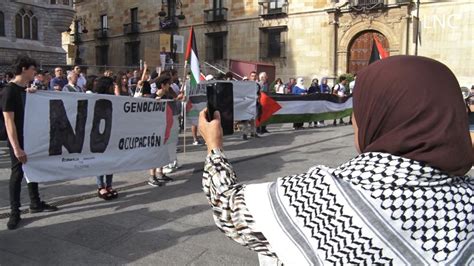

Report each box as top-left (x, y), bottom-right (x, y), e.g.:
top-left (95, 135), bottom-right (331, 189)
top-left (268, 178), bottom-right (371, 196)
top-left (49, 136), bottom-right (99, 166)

top-left (256, 92), bottom-right (282, 127)
top-left (374, 35), bottom-right (389, 59)
top-left (185, 27), bottom-right (194, 62)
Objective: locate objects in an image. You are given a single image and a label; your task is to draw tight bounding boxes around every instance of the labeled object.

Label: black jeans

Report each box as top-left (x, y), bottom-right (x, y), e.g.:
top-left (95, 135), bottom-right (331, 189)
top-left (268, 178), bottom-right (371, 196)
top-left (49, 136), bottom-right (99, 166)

top-left (8, 142), bottom-right (41, 212)
top-left (293, 123), bottom-right (304, 128)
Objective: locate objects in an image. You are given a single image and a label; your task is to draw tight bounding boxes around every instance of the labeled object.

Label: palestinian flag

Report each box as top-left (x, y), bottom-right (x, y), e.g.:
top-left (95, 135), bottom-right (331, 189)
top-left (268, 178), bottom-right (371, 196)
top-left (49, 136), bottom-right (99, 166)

top-left (257, 92), bottom-right (282, 126)
top-left (185, 27), bottom-right (200, 87)
top-left (263, 94), bottom-right (353, 125)
top-left (369, 35), bottom-right (389, 64)
top-left (185, 94), bottom-right (207, 125)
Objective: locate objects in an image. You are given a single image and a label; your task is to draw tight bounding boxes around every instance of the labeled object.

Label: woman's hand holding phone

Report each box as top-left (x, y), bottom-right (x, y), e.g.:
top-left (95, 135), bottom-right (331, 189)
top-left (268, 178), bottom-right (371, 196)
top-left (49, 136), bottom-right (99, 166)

top-left (199, 108), bottom-right (223, 154)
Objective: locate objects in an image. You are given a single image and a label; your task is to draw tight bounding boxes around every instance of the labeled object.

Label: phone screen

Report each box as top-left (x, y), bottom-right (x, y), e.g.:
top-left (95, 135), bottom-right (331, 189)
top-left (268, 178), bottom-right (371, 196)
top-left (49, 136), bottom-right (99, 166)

top-left (206, 82), bottom-right (234, 135)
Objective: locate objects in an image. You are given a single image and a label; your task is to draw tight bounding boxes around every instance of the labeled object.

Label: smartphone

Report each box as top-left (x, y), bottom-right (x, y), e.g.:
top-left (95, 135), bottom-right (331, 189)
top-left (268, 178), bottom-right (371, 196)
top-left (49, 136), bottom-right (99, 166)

top-left (206, 82), bottom-right (234, 135)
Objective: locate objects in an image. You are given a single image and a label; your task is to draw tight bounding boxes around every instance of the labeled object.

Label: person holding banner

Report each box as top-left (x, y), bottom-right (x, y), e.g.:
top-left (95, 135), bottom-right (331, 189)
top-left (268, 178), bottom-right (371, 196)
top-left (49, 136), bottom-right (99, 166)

top-left (257, 72), bottom-right (270, 135)
top-left (163, 69), bottom-right (186, 173)
top-left (94, 76), bottom-right (119, 200)
top-left (292, 78), bottom-right (307, 130)
top-left (316, 77), bottom-right (332, 127)
top-left (2, 56), bottom-right (58, 230)
top-left (199, 56), bottom-right (473, 265)
top-left (147, 74), bottom-right (175, 186)
top-left (332, 76), bottom-right (348, 126)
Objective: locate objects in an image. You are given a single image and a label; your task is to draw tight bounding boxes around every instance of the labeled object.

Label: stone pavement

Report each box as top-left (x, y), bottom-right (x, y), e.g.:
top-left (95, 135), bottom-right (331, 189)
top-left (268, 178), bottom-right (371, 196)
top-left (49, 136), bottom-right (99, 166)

top-left (0, 123), bottom-right (359, 265)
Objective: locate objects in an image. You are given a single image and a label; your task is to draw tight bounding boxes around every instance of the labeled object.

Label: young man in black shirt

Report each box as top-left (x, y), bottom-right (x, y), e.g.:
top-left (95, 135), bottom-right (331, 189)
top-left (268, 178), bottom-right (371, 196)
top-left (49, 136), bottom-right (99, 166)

top-left (2, 56), bottom-right (58, 230)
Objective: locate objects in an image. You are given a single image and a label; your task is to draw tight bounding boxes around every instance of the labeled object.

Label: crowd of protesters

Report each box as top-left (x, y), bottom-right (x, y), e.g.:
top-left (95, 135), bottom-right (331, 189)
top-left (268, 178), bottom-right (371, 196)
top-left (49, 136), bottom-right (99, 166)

top-left (0, 56), bottom-right (195, 230)
top-left (0, 56), bottom-right (355, 228)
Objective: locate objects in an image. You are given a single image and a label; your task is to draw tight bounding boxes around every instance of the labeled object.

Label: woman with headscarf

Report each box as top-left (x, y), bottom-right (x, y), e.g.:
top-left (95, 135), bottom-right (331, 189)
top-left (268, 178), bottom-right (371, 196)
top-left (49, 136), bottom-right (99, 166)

top-left (292, 77), bottom-right (307, 95)
top-left (316, 77), bottom-right (332, 127)
top-left (291, 77), bottom-right (307, 129)
top-left (198, 56), bottom-right (473, 265)
top-left (319, 77), bottom-right (331, 94)
top-left (307, 78), bottom-right (319, 94)
top-left (307, 78), bottom-right (320, 127)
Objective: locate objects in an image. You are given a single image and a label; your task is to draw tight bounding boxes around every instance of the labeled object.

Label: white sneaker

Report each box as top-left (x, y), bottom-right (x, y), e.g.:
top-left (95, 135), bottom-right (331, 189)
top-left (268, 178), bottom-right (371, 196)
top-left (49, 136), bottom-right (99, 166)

top-left (163, 162), bottom-right (180, 174)
top-left (163, 166), bottom-right (174, 174)
top-left (192, 140), bottom-right (203, 146)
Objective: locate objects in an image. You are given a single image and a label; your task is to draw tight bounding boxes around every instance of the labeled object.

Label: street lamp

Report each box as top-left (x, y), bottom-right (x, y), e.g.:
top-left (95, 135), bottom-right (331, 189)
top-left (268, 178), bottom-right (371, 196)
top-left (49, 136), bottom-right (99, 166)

top-left (68, 16), bottom-right (88, 65)
top-left (158, 0), bottom-right (186, 66)
top-left (159, 0), bottom-right (186, 20)
top-left (414, 0), bottom-right (421, 56)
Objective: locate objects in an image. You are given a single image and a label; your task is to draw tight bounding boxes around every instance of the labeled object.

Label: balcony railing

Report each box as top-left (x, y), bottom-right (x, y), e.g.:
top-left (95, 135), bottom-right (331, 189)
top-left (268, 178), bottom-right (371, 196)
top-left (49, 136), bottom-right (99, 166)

top-left (123, 22), bottom-right (140, 35)
top-left (259, 0), bottom-right (288, 18)
top-left (350, 0), bottom-right (385, 11)
top-left (204, 8), bottom-right (228, 23)
top-left (50, 0), bottom-right (73, 6)
top-left (159, 17), bottom-right (179, 30)
top-left (94, 28), bottom-right (108, 39)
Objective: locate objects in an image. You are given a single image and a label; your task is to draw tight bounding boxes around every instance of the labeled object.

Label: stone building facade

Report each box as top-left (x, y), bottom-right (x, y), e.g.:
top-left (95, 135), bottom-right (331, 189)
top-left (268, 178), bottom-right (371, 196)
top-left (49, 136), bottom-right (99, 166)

top-left (69, 0), bottom-right (473, 87)
top-left (0, 0), bottom-right (75, 72)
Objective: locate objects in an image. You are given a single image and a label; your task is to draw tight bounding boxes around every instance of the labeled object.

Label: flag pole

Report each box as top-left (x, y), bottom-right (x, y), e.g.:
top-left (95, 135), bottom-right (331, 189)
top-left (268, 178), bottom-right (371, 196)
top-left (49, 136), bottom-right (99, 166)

top-left (183, 60), bottom-right (188, 155)
top-left (182, 26), bottom-right (197, 155)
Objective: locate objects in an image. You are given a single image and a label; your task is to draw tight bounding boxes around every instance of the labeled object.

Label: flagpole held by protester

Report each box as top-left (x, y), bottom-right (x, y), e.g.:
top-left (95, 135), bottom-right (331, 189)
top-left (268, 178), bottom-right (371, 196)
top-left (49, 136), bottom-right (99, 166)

top-left (182, 78), bottom-right (187, 154)
top-left (183, 26), bottom-right (201, 154)
top-left (182, 50), bottom-right (188, 154)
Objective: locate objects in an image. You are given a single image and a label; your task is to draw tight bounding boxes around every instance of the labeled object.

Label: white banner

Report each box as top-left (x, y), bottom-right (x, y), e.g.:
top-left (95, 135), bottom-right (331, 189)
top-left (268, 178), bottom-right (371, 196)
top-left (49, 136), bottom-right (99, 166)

top-left (232, 81), bottom-right (258, 121)
top-left (23, 92), bottom-right (177, 182)
top-left (186, 81), bottom-right (258, 125)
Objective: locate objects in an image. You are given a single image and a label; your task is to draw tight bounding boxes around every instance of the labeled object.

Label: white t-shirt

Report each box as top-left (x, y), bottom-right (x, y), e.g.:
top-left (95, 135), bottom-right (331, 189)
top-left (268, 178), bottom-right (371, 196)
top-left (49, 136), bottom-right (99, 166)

top-left (171, 83), bottom-right (180, 94)
top-left (275, 84), bottom-right (285, 94)
top-left (160, 54), bottom-right (167, 69)
top-left (349, 80), bottom-right (356, 93)
top-left (150, 82), bottom-right (157, 94)
top-left (77, 74), bottom-right (86, 90)
top-left (335, 83), bottom-right (346, 96)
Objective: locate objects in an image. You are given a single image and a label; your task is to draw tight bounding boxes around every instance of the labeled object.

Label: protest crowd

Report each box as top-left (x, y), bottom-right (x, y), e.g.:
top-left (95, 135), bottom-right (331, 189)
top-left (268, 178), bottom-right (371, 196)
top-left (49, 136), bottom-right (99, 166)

top-left (0, 54), bottom-right (472, 266)
top-left (0, 54), bottom-right (355, 230)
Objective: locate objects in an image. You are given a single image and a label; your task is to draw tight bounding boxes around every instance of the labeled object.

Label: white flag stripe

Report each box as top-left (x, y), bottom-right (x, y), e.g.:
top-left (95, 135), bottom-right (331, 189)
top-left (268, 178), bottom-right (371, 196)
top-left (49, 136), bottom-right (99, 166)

top-left (190, 50), bottom-right (200, 84)
top-left (274, 98), bottom-right (353, 115)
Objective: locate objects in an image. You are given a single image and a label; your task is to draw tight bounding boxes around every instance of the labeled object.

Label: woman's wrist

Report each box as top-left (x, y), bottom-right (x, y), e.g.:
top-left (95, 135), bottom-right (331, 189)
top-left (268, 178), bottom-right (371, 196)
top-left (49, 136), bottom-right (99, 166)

top-left (207, 145), bottom-right (223, 155)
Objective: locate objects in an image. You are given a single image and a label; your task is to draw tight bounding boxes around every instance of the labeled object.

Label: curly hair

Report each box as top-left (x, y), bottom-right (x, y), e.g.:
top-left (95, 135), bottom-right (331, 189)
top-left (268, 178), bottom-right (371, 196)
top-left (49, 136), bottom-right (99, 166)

top-left (12, 56), bottom-right (37, 75)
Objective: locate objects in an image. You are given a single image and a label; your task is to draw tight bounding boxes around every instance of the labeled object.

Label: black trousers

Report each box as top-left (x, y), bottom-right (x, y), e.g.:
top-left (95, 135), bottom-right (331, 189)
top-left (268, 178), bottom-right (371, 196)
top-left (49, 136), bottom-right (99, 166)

top-left (8, 142), bottom-right (40, 212)
top-left (293, 123), bottom-right (304, 128)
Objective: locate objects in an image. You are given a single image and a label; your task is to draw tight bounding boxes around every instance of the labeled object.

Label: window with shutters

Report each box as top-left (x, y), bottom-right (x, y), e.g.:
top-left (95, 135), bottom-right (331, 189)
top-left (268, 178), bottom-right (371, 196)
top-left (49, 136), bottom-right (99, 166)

top-left (0, 12), bottom-right (5, 37)
top-left (205, 32), bottom-right (227, 62)
top-left (125, 41), bottom-right (140, 66)
top-left (96, 45), bottom-right (109, 66)
top-left (259, 27), bottom-right (287, 59)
